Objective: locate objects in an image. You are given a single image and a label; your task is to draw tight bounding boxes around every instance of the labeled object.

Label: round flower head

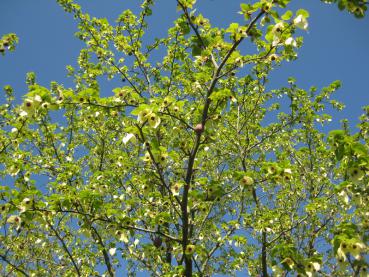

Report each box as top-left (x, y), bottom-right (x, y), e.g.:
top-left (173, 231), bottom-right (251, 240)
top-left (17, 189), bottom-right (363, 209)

top-left (148, 113), bottom-right (161, 128)
top-left (7, 215), bottom-right (21, 226)
top-left (348, 167), bottom-right (365, 182)
top-left (19, 197), bottom-right (32, 213)
top-left (185, 244), bottom-right (196, 255)
top-left (269, 54), bottom-right (279, 62)
top-left (171, 182), bottom-right (182, 196)
top-left (23, 99), bottom-right (36, 115)
top-left (272, 22), bottom-right (285, 36)
top-left (305, 262), bottom-right (320, 277)
top-left (337, 242), bottom-right (349, 259)
top-left (281, 257), bottom-right (295, 269)
top-left (143, 152), bottom-right (151, 163)
top-left (138, 109), bottom-right (152, 123)
top-left (41, 102), bottom-right (50, 109)
top-left (241, 176), bottom-right (254, 186)
top-left (349, 241), bottom-right (366, 260)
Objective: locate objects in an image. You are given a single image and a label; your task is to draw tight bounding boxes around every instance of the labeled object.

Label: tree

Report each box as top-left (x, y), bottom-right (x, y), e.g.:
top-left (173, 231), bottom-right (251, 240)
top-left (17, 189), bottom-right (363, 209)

top-left (0, 0), bottom-right (368, 276)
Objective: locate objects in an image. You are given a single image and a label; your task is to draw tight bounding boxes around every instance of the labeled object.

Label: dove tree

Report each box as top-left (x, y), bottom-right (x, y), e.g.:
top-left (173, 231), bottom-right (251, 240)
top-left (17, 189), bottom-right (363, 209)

top-left (0, 0), bottom-right (368, 276)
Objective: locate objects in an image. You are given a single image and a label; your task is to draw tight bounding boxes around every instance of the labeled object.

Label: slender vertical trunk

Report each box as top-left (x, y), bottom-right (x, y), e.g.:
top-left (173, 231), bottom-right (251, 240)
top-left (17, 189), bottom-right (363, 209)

top-left (262, 231), bottom-right (268, 277)
top-left (164, 222), bottom-right (172, 264)
top-left (182, 134), bottom-right (201, 276)
top-left (182, 181), bottom-right (192, 277)
top-left (185, 254), bottom-right (193, 277)
top-left (166, 251), bottom-right (172, 264)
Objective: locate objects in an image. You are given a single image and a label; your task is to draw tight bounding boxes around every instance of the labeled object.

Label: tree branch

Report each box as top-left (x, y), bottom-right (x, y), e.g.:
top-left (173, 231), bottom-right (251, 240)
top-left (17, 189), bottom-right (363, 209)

top-left (47, 220), bottom-right (81, 276)
top-left (0, 254), bottom-right (30, 277)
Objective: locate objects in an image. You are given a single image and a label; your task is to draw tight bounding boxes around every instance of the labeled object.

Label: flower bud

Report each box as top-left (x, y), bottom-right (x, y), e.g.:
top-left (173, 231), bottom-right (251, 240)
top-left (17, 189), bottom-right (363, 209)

top-left (194, 123), bottom-right (204, 134)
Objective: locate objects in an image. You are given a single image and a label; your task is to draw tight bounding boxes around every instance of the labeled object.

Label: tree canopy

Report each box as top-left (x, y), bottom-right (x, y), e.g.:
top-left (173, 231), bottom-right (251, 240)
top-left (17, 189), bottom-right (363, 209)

top-left (0, 0), bottom-right (368, 276)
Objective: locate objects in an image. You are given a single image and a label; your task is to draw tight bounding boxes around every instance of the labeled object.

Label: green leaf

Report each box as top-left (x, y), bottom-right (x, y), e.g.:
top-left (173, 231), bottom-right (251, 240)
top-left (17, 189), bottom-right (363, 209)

top-left (338, 0), bottom-right (346, 11)
top-left (78, 88), bottom-right (99, 99)
top-left (328, 130), bottom-right (345, 142)
top-left (296, 9), bottom-right (310, 18)
top-left (131, 104), bottom-right (151, 116)
top-left (281, 10), bottom-right (293, 20)
top-left (209, 88), bottom-right (232, 101)
top-left (191, 45), bottom-right (202, 56)
top-left (226, 23), bottom-right (239, 34)
top-left (351, 142), bottom-right (368, 157)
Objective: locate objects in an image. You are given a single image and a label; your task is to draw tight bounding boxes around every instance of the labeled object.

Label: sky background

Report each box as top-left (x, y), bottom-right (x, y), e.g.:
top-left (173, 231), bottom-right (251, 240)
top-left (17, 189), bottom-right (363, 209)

top-left (0, 0), bottom-right (368, 276)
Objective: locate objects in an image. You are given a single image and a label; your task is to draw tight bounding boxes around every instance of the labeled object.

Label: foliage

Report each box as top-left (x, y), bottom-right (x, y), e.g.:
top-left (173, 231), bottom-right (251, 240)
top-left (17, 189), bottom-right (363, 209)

top-left (0, 0), bottom-right (368, 276)
top-left (0, 33), bottom-right (18, 55)
top-left (321, 0), bottom-right (368, 18)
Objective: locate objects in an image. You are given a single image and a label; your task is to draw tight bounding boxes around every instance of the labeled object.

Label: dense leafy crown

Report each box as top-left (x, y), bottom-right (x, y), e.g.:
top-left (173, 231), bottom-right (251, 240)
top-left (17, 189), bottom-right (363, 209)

top-left (0, 0), bottom-right (368, 276)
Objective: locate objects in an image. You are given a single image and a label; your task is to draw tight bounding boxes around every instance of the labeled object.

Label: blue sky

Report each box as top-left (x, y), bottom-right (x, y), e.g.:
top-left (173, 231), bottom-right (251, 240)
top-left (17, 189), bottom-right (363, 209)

top-left (0, 1), bottom-right (368, 276)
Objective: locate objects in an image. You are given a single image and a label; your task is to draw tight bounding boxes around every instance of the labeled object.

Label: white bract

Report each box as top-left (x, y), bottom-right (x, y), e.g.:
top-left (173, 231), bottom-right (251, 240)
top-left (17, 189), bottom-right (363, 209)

top-left (294, 15), bottom-right (308, 30)
top-left (285, 37), bottom-right (297, 47)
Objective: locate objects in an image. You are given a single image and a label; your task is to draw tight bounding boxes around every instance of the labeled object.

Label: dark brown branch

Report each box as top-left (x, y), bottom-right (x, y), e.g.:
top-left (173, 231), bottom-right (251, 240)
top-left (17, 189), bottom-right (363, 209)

top-left (48, 221), bottom-right (81, 276)
top-left (175, 4), bottom-right (266, 276)
top-left (0, 254), bottom-right (30, 277)
top-left (90, 225), bottom-right (115, 277)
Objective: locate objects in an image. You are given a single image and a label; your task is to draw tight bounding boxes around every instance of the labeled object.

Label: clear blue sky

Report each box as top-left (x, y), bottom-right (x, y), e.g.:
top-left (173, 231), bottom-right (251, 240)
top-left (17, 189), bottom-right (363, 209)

top-left (0, 1), bottom-right (368, 276)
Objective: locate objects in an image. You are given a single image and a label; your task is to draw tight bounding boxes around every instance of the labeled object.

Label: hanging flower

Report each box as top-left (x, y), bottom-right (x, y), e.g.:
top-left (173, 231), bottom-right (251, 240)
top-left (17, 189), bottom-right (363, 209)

top-left (185, 244), bottom-right (196, 256)
top-left (109, 248), bottom-right (117, 256)
top-left (293, 15), bottom-right (308, 30)
top-left (34, 95), bottom-right (42, 104)
top-left (19, 110), bottom-right (28, 117)
top-left (338, 190), bottom-right (349, 204)
top-left (148, 113), bottom-right (161, 128)
top-left (115, 230), bottom-right (129, 243)
top-left (281, 257), bottom-right (295, 269)
top-left (285, 37), bottom-right (297, 47)
top-left (241, 176), bottom-right (254, 186)
top-left (283, 168), bottom-right (293, 182)
top-left (336, 254), bottom-right (348, 269)
top-left (159, 153), bottom-right (168, 164)
top-left (266, 164), bottom-right (280, 175)
top-left (162, 96), bottom-right (173, 108)
top-left (337, 242), bottom-right (349, 260)
top-left (56, 97), bottom-right (64, 106)
top-left (7, 215), bottom-right (22, 229)
top-left (348, 167), bottom-right (365, 182)
top-left (171, 182), bottom-right (182, 196)
top-left (349, 241), bottom-right (366, 259)
top-left (123, 133), bottom-right (136, 145)
top-left (41, 102), bottom-right (50, 109)
top-left (19, 198), bottom-right (32, 213)
top-left (114, 88), bottom-right (127, 99)
top-left (268, 54), bottom-right (279, 62)
top-left (138, 109), bottom-right (152, 123)
top-left (272, 22), bottom-right (285, 36)
top-left (23, 99), bottom-right (35, 113)
top-left (305, 262), bottom-right (320, 277)
top-left (8, 164), bottom-right (20, 176)
top-left (143, 152), bottom-right (151, 163)
top-left (172, 106), bottom-right (180, 113)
